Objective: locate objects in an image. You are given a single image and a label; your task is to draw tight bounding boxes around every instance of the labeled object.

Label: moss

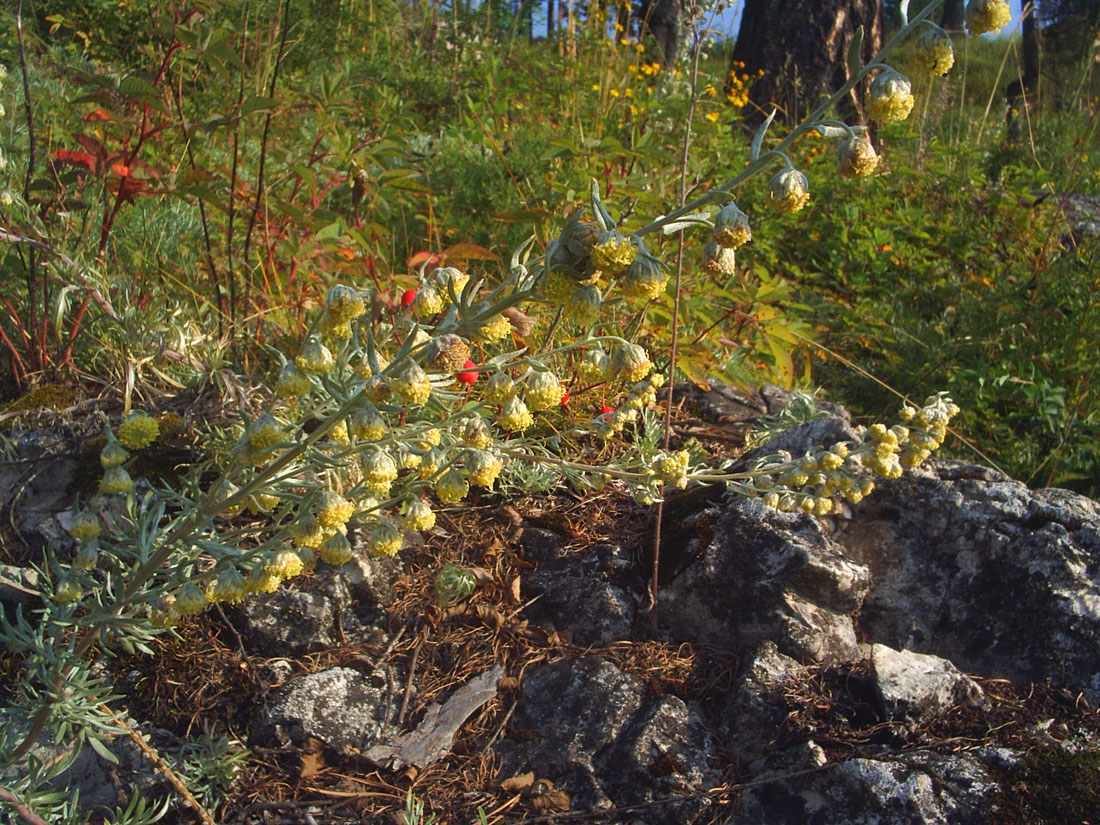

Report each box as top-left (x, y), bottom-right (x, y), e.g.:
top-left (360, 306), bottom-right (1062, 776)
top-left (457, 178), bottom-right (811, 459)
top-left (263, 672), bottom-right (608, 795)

top-left (0, 385), bottom-right (77, 427)
top-left (992, 746), bottom-right (1100, 824)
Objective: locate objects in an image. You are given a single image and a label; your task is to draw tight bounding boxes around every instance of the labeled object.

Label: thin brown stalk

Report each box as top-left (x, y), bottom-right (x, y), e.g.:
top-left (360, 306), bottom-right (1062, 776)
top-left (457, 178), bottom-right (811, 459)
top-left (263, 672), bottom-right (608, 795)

top-left (647, 16), bottom-right (707, 630)
top-left (242, 0), bottom-right (293, 340)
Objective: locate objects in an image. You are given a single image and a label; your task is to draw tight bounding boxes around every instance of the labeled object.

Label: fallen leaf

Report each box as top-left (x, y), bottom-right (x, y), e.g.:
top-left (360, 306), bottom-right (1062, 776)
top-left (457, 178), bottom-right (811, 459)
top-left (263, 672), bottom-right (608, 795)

top-left (501, 307), bottom-right (536, 338)
top-left (500, 772), bottom-right (534, 792)
top-left (509, 576), bottom-right (522, 604)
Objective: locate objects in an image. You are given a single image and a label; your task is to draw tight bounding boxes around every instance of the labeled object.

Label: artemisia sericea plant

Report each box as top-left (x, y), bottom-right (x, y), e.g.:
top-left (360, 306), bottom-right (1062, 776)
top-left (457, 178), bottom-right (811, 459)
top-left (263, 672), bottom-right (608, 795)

top-left (2, 1), bottom-right (1011, 820)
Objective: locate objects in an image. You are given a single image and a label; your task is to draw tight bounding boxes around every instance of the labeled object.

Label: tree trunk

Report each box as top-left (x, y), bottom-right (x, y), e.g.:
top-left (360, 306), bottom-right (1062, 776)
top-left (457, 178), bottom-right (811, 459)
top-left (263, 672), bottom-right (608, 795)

top-left (638, 0), bottom-right (690, 68)
top-left (940, 0), bottom-right (964, 32)
top-left (728, 0), bottom-right (884, 126)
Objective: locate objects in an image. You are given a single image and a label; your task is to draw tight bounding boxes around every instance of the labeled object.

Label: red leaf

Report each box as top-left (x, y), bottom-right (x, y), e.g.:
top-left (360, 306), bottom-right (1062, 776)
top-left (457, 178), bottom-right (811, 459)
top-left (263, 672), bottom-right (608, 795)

top-left (406, 251), bottom-right (443, 270)
top-left (82, 108), bottom-right (111, 123)
top-left (73, 134), bottom-right (107, 166)
top-left (442, 242), bottom-right (499, 262)
top-left (52, 149), bottom-right (97, 172)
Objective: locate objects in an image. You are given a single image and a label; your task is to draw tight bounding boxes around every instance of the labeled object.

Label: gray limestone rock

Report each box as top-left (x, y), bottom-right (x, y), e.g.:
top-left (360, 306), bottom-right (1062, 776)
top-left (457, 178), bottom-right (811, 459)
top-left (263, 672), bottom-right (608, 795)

top-left (732, 749), bottom-right (1014, 825)
top-left (659, 498), bottom-right (871, 664)
top-left (521, 529), bottom-right (640, 646)
top-left (871, 643), bottom-right (986, 725)
top-left (250, 666), bottom-right (400, 754)
top-left (232, 547), bottom-right (398, 656)
top-left (496, 656), bottom-right (714, 822)
top-left (841, 459), bottom-right (1100, 702)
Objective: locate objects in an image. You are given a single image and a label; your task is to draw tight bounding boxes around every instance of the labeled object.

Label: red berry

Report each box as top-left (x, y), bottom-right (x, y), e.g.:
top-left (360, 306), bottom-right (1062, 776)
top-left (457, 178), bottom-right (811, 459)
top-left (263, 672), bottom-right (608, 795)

top-left (560, 389), bottom-right (571, 406)
top-left (599, 403), bottom-right (614, 415)
top-left (456, 359), bottom-right (479, 385)
top-left (401, 288), bottom-right (417, 307)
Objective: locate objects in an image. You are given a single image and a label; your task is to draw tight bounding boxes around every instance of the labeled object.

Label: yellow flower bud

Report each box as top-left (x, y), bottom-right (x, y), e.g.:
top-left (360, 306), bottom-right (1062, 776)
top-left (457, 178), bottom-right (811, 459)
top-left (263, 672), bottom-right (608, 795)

top-left (768, 168), bottom-right (811, 213)
top-left (100, 466), bottom-right (134, 495)
top-left (368, 518), bottom-right (403, 557)
top-left (404, 498), bottom-right (436, 532)
top-left (275, 362), bottom-right (311, 399)
top-left (435, 468), bottom-right (469, 504)
top-left (867, 69), bottom-right (915, 123)
top-left (965, 0), bottom-right (1011, 36)
top-left (297, 339), bottom-right (334, 375)
top-left (319, 531), bottom-right (354, 565)
top-left (69, 511), bottom-right (101, 543)
top-left (836, 136), bottom-right (880, 178)
top-left (117, 411), bottom-right (159, 450)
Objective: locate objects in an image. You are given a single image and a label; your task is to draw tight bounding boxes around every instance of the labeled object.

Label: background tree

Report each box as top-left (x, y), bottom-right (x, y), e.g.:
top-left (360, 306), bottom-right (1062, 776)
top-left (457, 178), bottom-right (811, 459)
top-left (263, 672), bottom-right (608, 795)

top-left (728, 0), bottom-right (885, 125)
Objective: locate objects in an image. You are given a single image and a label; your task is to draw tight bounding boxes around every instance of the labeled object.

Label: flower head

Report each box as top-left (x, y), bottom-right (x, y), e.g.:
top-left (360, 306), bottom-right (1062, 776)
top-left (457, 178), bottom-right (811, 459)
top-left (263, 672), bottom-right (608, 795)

top-left (100, 441), bottom-right (129, 469)
top-left (69, 511), bottom-right (101, 543)
top-left (497, 395), bottom-right (534, 432)
top-left (349, 404), bottom-right (388, 441)
top-left (275, 362), bottom-right (311, 399)
top-left (266, 548), bottom-right (305, 579)
top-left (477, 314), bottom-right (513, 343)
top-left (611, 342), bottom-right (653, 382)
top-left (297, 339), bottom-right (334, 375)
top-left (176, 582), bottom-right (207, 616)
top-left (426, 334), bottom-right (472, 372)
top-left (317, 491), bottom-right (355, 530)
top-left (565, 282), bottom-right (602, 325)
top-left (712, 202), bottom-right (752, 249)
top-left (248, 413), bottom-right (283, 451)
top-left (621, 255), bottom-right (669, 302)
top-left (910, 28), bottom-right (955, 77)
top-left (435, 468), bottom-right (469, 504)
top-left (965, 0), bottom-right (1011, 36)
top-left (836, 136), bottom-right (880, 178)
top-left (100, 466), bottom-right (134, 495)
top-left (525, 371), bottom-right (565, 411)
top-left (325, 284), bottom-right (366, 323)
top-left (209, 567), bottom-right (247, 604)
top-left (590, 231), bottom-right (638, 276)
top-left (768, 168), bottom-right (811, 213)
top-left (867, 69), bottom-right (915, 123)
top-left (392, 362), bottom-right (432, 406)
top-left (484, 372), bottom-right (516, 405)
top-left (466, 449), bottom-right (503, 488)
top-left (412, 283), bottom-right (444, 316)
top-left (576, 348), bottom-right (612, 384)
top-left (461, 415), bottom-right (493, 449)
top-left (404, 498), bottom-right (436, 532)
top-left (117, 411), bottom-right (159, 450)
top-left (319, 531), bottom-right (354, 565)
top-left (702, 242), bottom-right (737, 276)
top-left (368, 518), bottom-right (403, 557)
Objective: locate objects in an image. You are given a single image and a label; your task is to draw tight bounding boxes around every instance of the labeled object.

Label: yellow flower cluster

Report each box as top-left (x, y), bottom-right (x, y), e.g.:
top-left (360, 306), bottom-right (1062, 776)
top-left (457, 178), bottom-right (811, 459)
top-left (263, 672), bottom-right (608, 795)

top-left (497, 396), bottom-right (534, 432)
top-left (117, 412), bottom-right (159, 450)
top-left (768, 168), bottom-right (811, 213)
top-left (836, 136), bottom-right (880, 178)
top-left (965, 0), bottom-right (1011, 36)
top-left (590, 232), bottom-right (638, 276)
top-left (867, 69), bottom-right (915, 123)
top-left (525, 371), bottom-right (565, 411)
top-left (910, 29), bottom-right (955, 77)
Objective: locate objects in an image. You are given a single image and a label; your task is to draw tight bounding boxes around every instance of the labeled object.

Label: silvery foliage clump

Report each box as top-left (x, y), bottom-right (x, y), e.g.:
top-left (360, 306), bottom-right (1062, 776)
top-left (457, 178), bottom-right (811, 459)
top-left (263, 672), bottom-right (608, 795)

top-left (0, 0), bottom-right (991, 817)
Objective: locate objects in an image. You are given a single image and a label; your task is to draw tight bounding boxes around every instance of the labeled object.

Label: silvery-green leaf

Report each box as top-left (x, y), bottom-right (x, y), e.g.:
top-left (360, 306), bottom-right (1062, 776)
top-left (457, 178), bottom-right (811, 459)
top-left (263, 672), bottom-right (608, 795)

top-left (848, 25), bottom-right (864, 79)
top-left (751, 110), bottom-right (777, 162)
top-left (590, 179), bottom-right (615, 231)
top-left (660, 213), bottom-right (714, 234)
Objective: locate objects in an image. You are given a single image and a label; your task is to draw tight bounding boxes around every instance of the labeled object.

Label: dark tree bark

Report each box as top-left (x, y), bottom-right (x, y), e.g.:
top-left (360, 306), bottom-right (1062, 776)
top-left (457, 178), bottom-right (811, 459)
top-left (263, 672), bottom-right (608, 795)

top-left (729, 0), bottom-right (884, 126)
top-left (940, 0), bottom-right (964, 32)
top-left (637, 0), bottom-right (689, 68)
